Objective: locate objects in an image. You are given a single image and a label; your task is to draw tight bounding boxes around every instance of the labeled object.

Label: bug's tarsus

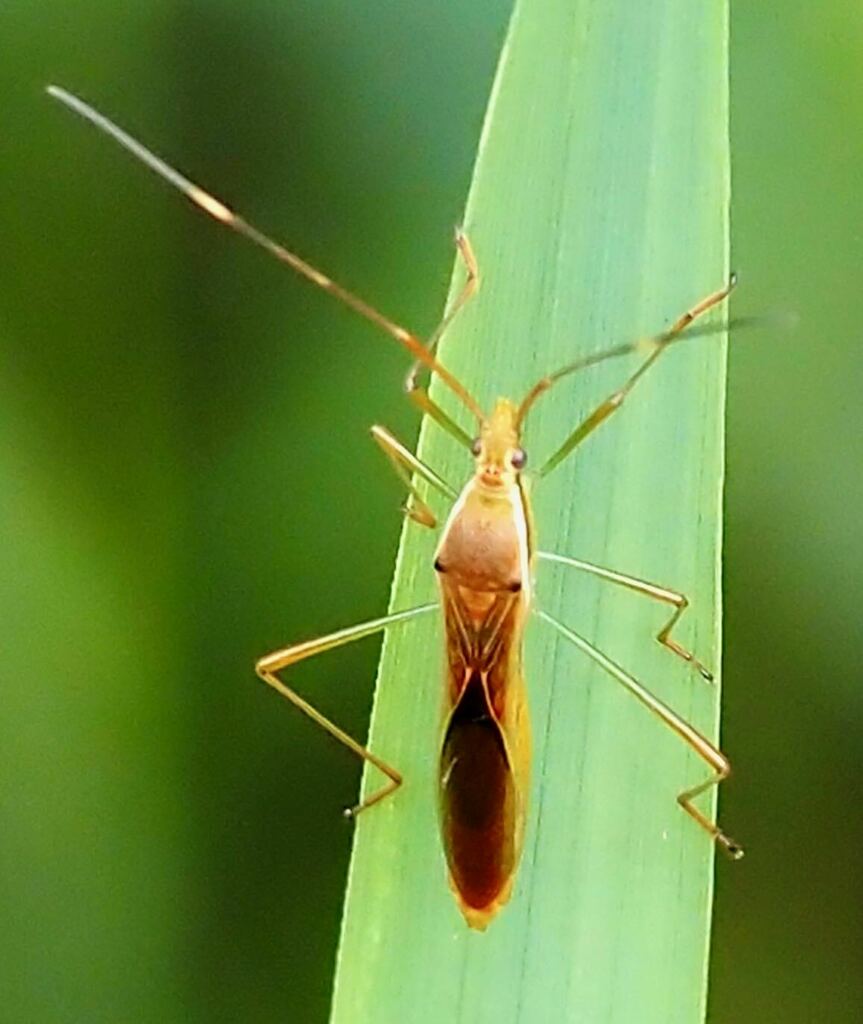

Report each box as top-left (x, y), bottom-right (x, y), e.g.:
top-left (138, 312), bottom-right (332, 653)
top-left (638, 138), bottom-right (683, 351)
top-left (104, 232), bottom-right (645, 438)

top-left (677, 767), bottom-right (744, 860)
top-left (344, 775), bottom-right (403, 819)
top-left (662, 273), bottom-right (737, 340)
top-left (694, 661), bottom-right (715, 683)
top-left (402, 502), bottom-right (437, 529)
top-left (655, 601), bottom-right (714, 682)
top-left (722, 837), bottom-right (745, 860)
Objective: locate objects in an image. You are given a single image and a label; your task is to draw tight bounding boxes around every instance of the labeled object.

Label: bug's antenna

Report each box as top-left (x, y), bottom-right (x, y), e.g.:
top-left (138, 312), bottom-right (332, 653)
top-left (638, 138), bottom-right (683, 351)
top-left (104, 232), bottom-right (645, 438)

top-left (46, 85), bottom-right (485, 422)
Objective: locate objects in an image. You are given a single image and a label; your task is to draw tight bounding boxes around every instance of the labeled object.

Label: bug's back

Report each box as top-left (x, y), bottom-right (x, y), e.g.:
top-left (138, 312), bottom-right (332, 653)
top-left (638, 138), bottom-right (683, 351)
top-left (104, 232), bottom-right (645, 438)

top-left (434, 437), bottom-right (533, 929)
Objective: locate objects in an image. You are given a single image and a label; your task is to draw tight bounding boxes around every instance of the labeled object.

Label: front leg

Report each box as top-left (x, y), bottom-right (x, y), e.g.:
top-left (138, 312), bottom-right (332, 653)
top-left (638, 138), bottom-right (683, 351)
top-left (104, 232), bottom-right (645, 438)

top-left (371, 424), bottom-right (456, 529)
top-left (404, 229), bottom-right (480, 450)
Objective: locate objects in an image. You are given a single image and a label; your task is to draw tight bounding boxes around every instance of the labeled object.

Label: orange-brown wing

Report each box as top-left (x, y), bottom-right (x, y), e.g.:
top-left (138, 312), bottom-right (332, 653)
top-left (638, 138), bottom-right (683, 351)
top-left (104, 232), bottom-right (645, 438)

top-left (439, 670), bottom-right (518, 929)
top-left (437, 585), bottom-right (531, 930)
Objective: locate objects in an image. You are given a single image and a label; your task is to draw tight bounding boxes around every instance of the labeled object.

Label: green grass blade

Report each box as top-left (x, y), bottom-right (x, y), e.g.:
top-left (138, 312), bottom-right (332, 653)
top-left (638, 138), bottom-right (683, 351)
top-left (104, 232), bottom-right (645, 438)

top-left (331, 1), bottom-right (730, 1021)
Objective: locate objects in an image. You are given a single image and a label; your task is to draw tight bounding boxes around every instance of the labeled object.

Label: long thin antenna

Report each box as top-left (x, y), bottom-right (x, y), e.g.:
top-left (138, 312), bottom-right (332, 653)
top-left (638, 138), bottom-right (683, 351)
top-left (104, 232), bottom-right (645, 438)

top-left (46, 85), bottom-right (484, 422)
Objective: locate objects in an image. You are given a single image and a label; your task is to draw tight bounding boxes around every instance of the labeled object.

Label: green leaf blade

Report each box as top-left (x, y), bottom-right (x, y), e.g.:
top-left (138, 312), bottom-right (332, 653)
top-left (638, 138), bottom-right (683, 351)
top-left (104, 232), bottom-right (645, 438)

top-left (332, 1), bottom-right (729, 1021)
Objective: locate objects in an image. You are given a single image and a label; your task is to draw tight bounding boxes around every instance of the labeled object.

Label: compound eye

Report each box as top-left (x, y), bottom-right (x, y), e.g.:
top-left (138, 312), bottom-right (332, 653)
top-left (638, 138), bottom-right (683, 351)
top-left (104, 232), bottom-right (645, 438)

top-left (470, 437), bottom-right (482, 457)
top-left (511, 447), bottom-right (527, 470)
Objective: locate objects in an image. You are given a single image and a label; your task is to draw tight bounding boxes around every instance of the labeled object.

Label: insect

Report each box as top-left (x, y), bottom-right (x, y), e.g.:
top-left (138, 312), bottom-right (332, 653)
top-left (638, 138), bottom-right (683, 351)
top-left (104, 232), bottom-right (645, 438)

top-left (48, 85), bottom-right (743, 931)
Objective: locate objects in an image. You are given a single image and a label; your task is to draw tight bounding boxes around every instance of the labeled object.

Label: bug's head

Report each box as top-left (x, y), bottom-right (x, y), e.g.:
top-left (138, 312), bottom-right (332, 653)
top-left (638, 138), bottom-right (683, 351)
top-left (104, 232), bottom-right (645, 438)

top-left (471, 399), bottom-right (527, 490)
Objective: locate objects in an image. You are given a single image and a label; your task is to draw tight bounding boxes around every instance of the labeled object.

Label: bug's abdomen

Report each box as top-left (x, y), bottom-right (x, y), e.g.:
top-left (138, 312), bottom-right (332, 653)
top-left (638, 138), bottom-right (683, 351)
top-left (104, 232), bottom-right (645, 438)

top-left (439, 672), bottom-right (517, 926)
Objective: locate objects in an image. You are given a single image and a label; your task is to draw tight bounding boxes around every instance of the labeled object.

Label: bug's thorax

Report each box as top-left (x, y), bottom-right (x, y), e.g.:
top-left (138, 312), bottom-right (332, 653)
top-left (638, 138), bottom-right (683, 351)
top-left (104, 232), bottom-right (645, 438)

top-left (435, 479), bottom-right (531, 610)
top-left (433, 398), bottom-right (533, 610)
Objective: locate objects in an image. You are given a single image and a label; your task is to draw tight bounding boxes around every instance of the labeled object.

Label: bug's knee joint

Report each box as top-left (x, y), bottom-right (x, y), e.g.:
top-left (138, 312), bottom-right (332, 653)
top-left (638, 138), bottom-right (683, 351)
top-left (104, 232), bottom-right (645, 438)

top-left (255, 659), bottom-right (277, 682)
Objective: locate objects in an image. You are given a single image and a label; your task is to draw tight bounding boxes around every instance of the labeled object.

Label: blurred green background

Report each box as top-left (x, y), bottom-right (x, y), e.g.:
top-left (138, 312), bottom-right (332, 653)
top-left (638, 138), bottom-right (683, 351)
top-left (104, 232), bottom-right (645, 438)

top-left (1, 2), bottom-right (860, 1022)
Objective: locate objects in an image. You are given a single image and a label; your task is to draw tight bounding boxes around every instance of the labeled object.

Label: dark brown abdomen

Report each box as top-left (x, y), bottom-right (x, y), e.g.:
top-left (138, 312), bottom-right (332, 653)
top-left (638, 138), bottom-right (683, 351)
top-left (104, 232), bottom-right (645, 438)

top-left (439, 672), bottom-right (516, 913)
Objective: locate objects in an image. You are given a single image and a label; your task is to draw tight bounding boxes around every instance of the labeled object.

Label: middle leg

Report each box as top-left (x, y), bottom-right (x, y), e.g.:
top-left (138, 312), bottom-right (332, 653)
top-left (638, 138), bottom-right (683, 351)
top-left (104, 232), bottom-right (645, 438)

top-left (537, 550), bottom-right (713, 680)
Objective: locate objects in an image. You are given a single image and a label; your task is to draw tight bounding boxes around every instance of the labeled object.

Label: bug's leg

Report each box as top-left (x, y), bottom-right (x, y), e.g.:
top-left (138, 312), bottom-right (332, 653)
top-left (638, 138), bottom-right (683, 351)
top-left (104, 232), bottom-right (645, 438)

top-left (47, 86), bottom-right (485, 424)
top-left (405, 230), bottom-right (480, 449)
top-left (371, 425), bottom-right (457, 528)
top-left (411, 230), bottom-right (480, 371)
top-left (536, 551), bottom-right (712, 680)
top-left (537, 608), bottom-right (742, 858)
top-left (535, 278), bottom-right (736, 477)
top-left (257, 602), bottom-right (437, 816)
